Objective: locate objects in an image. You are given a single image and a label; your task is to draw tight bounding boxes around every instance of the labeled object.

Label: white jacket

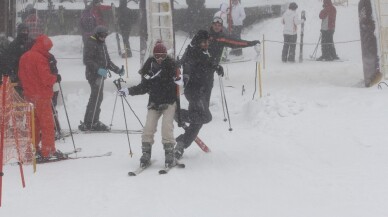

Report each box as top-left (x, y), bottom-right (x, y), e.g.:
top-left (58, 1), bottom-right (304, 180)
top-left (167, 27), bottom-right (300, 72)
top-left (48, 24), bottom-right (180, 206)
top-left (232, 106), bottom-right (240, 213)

top-left (231, 2), bottom-right (246, 26)
top-left (282, 9), bottom-right (304, 35)
top-left (214, 3), bottom-right (229, 29)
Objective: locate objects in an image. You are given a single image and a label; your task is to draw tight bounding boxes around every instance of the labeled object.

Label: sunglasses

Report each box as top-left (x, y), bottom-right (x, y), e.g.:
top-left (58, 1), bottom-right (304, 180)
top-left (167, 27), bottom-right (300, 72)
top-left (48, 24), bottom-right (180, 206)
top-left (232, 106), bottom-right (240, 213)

top-left (212, 17), bottom-right (223, 24)
top-left (154, 53), bottom-right (167, 60)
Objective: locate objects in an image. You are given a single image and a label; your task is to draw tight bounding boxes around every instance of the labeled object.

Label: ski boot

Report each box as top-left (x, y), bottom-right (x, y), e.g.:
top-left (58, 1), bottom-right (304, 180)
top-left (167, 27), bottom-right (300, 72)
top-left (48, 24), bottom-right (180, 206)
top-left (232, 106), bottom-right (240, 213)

top-left (91, 121), bottom-right (110, 131)
top-left (164, 143), bottom-right (175, 168)
top-left (140, 143), bottom-right (152, 168)
top-left (174, 141), bottom-right (185, 160)
top-left (78, 121), bottom-right (91, 131)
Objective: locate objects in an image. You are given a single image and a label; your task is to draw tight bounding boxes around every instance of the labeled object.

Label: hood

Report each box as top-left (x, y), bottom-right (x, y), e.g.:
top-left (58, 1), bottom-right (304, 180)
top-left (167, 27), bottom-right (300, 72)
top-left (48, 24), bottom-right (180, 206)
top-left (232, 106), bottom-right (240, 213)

top-left (31, 35), bottom-right (53, 56)
top-left (220, 3), bottom-right (228, 13)
top-left (323, 0), bottom-right (333, 7)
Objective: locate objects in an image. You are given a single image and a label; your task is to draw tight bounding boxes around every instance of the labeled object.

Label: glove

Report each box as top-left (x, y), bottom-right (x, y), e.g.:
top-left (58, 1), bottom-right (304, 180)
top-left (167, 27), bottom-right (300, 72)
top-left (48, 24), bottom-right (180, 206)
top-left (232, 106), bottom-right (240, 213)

top-left (302, 15), bottom-right (306, 21)
top-left (249, 40), bottom-right (261, 46)
top-left (174, 76), bottom-right (184, 86)
top-left (56, 74), bottom-right (62, 83)
top-left (118, 87), bottom-right (129, 96)
top-left (97, 68), bottom-right (108, 78)
top-left (216, 65), bottom-right (224, 77)
top-left (117, 66), bottom-right (125, 76)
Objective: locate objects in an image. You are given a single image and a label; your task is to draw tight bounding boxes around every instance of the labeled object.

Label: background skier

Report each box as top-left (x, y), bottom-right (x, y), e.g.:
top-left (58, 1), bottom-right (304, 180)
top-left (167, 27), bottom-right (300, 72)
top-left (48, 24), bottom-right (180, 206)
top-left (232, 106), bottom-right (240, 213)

top-left (118, 0), bottom-right (133, 58)
top-left (23, 4), bottom-right (44, 40)
top-left (281, 2), bottom-right (305, 63)
top-left (317, 0), bottom-right (339, 61)
top-left (229, 0), bottom-right (246, 56)
top-left (79, 25), bottom-right (124, 132)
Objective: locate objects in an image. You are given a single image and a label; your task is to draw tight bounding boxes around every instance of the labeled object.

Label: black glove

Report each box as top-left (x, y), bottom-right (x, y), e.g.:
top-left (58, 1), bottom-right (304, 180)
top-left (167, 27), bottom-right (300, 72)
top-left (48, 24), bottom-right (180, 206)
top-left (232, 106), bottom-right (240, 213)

top-left (216, 65), bottom-right (224, 77)
top-left (249, 40), bottom-right (261, 46)
top-left (117, 66), bottom-right (125, 76)
top-left (56, 74), bottom-right (62, 83)
top-left (302, 15), bottom-right (306, 21)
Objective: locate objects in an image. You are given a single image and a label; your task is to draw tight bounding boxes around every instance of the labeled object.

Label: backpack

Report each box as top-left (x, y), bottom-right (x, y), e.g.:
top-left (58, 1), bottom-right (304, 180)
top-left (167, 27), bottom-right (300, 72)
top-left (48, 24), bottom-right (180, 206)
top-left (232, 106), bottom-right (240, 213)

top-left (80, 8), bottom-right (96, 33)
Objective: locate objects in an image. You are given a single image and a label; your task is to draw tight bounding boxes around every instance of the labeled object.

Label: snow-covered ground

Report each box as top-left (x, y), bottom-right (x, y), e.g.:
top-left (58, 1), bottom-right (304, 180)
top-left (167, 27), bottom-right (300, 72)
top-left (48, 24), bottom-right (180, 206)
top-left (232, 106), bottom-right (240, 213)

top-left (2, 0), bottom-right (388, 216)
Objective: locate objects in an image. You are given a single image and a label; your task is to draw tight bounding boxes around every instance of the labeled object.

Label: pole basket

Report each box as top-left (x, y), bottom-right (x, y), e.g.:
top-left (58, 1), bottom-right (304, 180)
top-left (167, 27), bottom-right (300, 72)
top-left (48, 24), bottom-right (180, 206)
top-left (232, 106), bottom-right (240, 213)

top-left (0, 78), bottom-right (35, 166)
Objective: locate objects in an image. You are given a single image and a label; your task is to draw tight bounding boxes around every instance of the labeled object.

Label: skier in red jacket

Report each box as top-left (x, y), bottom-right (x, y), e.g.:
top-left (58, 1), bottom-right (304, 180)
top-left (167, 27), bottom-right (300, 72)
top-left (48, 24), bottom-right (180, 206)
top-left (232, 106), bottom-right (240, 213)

top-left (317, 0), bottom-right (339, 61)
top-left (18, 35), bottom-right (66, 161)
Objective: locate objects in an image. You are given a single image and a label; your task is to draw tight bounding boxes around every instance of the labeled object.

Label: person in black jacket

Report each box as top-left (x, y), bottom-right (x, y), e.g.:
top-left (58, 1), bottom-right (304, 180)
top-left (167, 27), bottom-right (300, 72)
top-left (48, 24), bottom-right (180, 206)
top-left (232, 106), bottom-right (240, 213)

top-left (4, 23), bottom-right (34, 96)
top-left (79, 25), bottom-right (124, 131)
top-left (119, 42), bottom-right (179, 168)
top-left (174, 30), bottom-right (224, 160)
top-left (118, 0), bottom-right (133, 58)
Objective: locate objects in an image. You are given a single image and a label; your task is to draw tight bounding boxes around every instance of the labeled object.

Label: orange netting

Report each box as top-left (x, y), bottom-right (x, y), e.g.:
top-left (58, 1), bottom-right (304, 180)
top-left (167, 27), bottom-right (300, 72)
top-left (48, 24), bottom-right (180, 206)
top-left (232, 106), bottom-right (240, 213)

top-left (0, 79), bottom-right (34, 165)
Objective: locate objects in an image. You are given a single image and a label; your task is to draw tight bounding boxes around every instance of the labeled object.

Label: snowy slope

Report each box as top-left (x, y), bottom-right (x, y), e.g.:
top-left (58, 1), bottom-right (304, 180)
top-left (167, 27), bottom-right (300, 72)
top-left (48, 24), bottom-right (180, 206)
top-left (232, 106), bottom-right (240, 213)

top-left (2, 0), bottom-right (388, 217)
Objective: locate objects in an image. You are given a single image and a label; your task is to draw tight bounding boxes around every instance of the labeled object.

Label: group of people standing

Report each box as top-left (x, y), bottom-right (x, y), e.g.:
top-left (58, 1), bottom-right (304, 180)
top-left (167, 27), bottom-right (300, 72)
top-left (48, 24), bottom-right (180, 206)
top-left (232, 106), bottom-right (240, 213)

top-left (281, 0), bottom-right (339, 62)
top-left (118, 3), bottom-right (260, 167)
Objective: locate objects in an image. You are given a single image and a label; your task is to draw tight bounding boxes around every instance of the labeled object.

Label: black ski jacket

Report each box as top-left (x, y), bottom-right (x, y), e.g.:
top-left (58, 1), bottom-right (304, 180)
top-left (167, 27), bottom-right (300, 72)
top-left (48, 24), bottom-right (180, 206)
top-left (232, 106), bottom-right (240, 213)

top-left (83, 35), bottom-right (120, 81)
top-left (118, 6), bottom-right (132, 32)
top-left (5, 36), bottom-right (34, 82)
top-left (128, 56), bottom-right (177, 110)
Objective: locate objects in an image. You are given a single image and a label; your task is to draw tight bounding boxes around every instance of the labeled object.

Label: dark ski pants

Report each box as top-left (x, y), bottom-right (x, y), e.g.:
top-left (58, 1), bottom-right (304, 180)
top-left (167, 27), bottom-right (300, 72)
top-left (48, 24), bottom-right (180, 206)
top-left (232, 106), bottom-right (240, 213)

top-left (282, 34), bottom-right (297, 62)
top-left (177, 84), bottom-right (213, 148)
top-left (229, 25), bottom-right (244, 56)
top-left (52, 90), bottom-right (61, 134)
top-left (84, 76), bottom-right (104, 125)
top-left (320, 30), bottom-right (338, 59)
top-left (121, 30), bottom-right (132, 56)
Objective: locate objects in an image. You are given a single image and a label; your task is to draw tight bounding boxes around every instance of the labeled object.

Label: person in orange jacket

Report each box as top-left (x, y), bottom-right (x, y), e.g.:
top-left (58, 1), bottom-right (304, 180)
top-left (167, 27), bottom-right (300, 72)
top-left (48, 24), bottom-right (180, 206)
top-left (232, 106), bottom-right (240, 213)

top-left (18, 34), bottom-right (66, 161)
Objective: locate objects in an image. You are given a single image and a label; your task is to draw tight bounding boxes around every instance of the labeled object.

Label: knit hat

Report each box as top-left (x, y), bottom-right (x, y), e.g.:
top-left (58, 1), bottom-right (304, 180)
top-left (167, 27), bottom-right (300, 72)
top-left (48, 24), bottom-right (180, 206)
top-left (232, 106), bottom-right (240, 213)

top-left (17, 23), bottom-right (29, 35)
top-left (153, 41), bottom-right (167, 54)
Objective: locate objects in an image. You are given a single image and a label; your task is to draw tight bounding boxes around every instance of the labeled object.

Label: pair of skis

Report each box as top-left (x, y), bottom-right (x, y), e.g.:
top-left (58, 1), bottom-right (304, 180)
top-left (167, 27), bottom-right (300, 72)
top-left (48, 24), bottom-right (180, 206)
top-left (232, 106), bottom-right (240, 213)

top-left (128, 160), bottom-right (185, 176)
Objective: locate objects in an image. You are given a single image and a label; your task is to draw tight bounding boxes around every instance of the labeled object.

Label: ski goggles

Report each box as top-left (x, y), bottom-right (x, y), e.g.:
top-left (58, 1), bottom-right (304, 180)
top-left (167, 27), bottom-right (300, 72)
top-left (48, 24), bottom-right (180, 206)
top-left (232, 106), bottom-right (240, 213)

top-left (154, 53), bottom-right (167, 60)
top-left (212, 17), bottom-right (223, 24)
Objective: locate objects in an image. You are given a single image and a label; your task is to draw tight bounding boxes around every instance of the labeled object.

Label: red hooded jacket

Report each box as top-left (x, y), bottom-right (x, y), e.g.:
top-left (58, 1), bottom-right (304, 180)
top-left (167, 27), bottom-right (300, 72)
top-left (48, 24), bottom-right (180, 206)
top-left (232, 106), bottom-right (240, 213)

top-left (319, 0), bottom-right (336, 31)
top-left (19, 35), bottom-right (57, 99)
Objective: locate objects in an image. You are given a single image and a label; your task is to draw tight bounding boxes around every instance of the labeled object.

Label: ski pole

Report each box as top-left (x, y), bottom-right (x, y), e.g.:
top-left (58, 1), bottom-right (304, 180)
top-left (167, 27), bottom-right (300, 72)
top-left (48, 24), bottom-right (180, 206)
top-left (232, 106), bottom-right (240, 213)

top-left (311, 33), bottom-right (321, 59)
top-left (122, 97), bottom-right (144, 128)
top-left (109, 92), bottom-right (119, 128)
top-left (58, 82), bottom-right (78, 152)
top-left (219, 76), bottom-right (233, 131)
top-left (113, 78), bottom-right (133, 156)
top-left (218, 76), bottom-right (227, 122)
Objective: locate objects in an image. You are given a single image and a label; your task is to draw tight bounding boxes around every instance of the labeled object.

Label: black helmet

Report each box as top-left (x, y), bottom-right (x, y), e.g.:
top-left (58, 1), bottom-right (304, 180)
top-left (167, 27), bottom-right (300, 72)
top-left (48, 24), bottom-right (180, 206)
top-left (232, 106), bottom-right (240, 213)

top-left (191, 30), bottom-right (210, 47)
top-left (94, 25), bottom-right (109, 37)
top-left (93, 0), bottom-right (102, 5)
top-left (289, 2), bottom-right (298, 10)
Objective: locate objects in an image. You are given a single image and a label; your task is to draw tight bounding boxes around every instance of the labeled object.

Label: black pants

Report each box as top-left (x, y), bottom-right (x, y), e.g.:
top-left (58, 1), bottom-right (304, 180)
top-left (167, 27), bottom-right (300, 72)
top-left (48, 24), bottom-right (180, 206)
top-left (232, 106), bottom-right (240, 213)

top-left (229, 25), bottom-right (243, 56)
top-left (84, 76), bottom-right (104, 125)
top-left (177, 84), bottom-right (213, 148)
top-left (321, 30), bottom-right (338, 59)
top-left (52, 91), bottom-right (61, 133)
top-left (121, 30), bottom-right (132, 56)
top-left (282, 34), bottom-right (297, 62)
